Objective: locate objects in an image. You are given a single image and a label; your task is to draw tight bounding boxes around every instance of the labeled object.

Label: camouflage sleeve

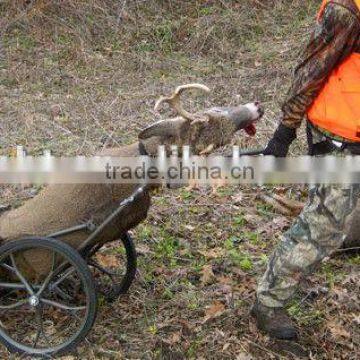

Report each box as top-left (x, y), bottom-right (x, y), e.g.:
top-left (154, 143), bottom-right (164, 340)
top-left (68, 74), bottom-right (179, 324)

top-left (281, 3), bottom-right (360, 129)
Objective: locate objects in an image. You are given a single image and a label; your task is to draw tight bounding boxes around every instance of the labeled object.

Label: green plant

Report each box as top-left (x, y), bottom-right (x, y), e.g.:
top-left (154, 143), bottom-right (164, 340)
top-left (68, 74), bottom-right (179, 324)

top-left (287, 300), bottom-right (325, 326)
top-left (233, 214), bottom-right (246, 227)
top-left (243, 231), bottom-right (260, 244)
top-left (224, 237), bottom-right (253, 271)
top-left (155, 231), bottom-right (179, 263)
top-left (138, 225), bottom-right (153, 241)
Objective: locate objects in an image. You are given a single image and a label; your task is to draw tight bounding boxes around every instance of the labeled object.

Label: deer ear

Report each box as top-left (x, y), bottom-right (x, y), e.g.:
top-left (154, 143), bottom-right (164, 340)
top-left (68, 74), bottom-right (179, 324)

top-left (139, 118), bottom-right (189, 140)
top-left (139, 120), bottom-right (175, 140)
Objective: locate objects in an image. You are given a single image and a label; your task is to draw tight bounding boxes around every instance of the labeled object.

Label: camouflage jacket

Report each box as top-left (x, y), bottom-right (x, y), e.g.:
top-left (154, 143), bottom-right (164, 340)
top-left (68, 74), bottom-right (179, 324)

top-left (282, 0), bottom-right (360, 129)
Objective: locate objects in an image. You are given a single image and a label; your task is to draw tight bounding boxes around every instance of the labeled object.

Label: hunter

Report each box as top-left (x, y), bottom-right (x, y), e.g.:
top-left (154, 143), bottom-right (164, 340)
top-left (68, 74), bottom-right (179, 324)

top-left (252, 0), bottom-right (360, 340)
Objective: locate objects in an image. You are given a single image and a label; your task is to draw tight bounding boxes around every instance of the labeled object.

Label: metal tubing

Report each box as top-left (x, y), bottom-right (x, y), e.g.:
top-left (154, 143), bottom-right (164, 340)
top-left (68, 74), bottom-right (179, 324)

top-left (48, 223), bottom-right (90, 239)
top-left (77, 186), bottom-right (145, 255)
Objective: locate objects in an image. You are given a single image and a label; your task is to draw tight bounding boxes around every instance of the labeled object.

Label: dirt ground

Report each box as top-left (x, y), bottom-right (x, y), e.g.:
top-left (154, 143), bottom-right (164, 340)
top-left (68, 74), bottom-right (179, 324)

top-left (0, 1), bottom-right (359, 359)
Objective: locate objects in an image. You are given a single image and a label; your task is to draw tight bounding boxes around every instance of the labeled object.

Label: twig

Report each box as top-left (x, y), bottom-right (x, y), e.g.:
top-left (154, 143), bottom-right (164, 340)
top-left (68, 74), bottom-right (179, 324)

top-left (259, 193), bottom-right (293, 216)
top-left (117, 0), bottom-right (128, 25)
top-left (245, 337), bottom-right (286, 359)
top-left (272, 194), bottom-right (304, 212)
top-left (334, 247), bottom-right (360, 253)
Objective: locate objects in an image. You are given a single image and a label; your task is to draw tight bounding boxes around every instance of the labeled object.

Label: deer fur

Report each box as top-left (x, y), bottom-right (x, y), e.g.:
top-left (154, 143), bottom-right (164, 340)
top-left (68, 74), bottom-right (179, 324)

top-left (0, 84), bottom-right (264, 276)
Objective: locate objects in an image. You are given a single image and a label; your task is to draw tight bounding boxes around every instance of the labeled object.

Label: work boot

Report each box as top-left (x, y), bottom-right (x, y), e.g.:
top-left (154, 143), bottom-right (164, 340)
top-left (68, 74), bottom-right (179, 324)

top-left (251, 300), bottom-right (298, 340)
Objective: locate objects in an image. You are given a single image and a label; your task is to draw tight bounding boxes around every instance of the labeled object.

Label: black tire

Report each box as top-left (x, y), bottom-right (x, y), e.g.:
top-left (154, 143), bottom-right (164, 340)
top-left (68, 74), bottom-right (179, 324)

top-left (88, 232), bottom-right (137, 301)
top-left (113, 232), bottom-right (137, 296)
top-left (0, 237), bottom-right (97, 357)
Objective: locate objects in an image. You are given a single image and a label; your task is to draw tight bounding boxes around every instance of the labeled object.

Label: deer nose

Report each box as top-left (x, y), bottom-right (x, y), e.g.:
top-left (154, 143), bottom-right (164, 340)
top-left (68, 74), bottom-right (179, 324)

top-left (258, 104), bottom-right (264, 117)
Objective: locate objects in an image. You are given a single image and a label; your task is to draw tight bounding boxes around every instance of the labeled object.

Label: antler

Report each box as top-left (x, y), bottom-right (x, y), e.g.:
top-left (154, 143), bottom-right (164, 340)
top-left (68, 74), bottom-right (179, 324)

top-left (154, 83), bottom-right (211, 121)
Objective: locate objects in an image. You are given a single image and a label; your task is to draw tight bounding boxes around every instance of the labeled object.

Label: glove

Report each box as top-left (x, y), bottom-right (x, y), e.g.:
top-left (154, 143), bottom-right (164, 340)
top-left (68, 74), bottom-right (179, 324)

top-left (263, 123), bottom-right (296, 157)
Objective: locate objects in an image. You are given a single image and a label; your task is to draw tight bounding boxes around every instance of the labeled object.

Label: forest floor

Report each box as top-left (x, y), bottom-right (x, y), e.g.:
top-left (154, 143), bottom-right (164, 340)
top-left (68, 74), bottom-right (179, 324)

top-left (0, 1), bottom-right (359, 359)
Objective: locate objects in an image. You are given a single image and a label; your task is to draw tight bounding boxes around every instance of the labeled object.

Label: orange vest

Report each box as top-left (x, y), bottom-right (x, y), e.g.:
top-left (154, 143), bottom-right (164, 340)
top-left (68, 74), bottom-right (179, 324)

top-left (307, 0), bottom-right (360, 141)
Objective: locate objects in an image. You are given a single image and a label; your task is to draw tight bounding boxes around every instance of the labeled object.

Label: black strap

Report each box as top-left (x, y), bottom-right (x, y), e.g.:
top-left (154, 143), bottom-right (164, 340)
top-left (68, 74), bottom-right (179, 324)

top-left (307, 123), bottom-right (336, 155)
top-left (138, 141), bottom-right (148, 155)
top-left (306, 122), bottom-right (360, 155)
top-left (344, 143), bottom-right (360, 155)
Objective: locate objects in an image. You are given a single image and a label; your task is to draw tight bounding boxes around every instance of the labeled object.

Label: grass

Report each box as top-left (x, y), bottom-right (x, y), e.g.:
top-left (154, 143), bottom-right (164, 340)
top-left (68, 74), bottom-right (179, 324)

top-left (1, 1), bottom-right (359, 359)
top-left (287, 300), bottom-right (325, 326)
top-left (1, 0), bottom-right (317, 156)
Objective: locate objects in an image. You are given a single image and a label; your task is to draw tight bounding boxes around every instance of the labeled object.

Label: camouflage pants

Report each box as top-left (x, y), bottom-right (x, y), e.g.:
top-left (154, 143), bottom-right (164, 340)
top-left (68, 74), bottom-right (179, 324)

top-left (257, 184), bottom-right (360, 308)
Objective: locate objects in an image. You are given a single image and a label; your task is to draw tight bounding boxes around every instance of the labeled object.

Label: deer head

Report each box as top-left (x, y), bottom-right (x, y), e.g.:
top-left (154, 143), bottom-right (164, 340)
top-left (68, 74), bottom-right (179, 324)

top-left (138, 84), bottom-right (264, 155)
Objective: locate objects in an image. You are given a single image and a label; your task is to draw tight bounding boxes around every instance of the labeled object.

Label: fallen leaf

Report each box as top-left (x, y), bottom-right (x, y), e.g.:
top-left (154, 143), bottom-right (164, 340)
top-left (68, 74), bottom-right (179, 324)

top-left (217, 275), bottom-right (233, 285)
top-left (203, 301), bottom-right (225, 322)
top-left (185, 225), bottom-right (195, 231)
top-left (272, 216), bottom-right (291, 230)
top-left (95, 253), bottom-right (120, 268)
top-left (198, 247), bottom-right (225, 259)
top-left (154, 267), bottom-right (165, 275)
top-left (136, 243), bottom-right (152, 255)
top-left (222, 343), bottom-right (230, 351)
top-left (352, 315), bottom-right (360, 325)
top-left (231, 192), bottom-right (243, 205)
top-left (243, 214), bottom-right (262, 228)
top-left (176, 319), bottom-right (193, 336)
top-left (50, 104), bottom-right (62, 118)
top-left (236, 353), bottom-right (253, 360)
top-left (328, 320), bottom-right (351, 339)
top-left (164, 331), bottom-right (181, 345)
top-left (201, 265), bottom-right (215, 285)
top-left (236, 352), bottom-right (253, 360)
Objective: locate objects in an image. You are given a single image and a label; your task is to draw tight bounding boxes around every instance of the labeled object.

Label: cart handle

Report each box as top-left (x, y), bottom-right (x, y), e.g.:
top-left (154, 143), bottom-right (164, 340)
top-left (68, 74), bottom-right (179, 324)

top-left (237, 148), bottom-right (266, 156)
top-left (77, 185), bottom-right (147, 256)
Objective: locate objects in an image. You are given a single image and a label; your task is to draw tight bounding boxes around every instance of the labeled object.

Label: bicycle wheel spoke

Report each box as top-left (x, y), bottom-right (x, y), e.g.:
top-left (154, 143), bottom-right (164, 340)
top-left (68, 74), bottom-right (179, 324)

top-left (0, 262), bottom-right (16, 273)
top-left (9, 254), bottom-right (34, 296)
top-left (88, 259), bottom-right (116, 277)
top-left (0, 288), bottom-right (19, 305)
top-left (17, 352), bottom-right (29, 360)
top-left (50, 316), bottom-right (78, 345)
top-left (0, 282), bottom-right (27, 290)
top-left (0, 282), bottom-right (41, 291)
top-left (51, 267), bottom-right (76, 288)
top-left (33, 327), bottom-right (41, 348)
top-left (41, 298), bottom-right (86, 311)
top-left (69, 311), bottom-right (82, 322)
top-left (36, 251), bottom-right (58, 298)
top-left (35, 306), bottom-right (52, 348)
top-left (52, 284), bottom-right (73, 301)
top-left (0, 299), bottom-right (27, 310)
top-left (0, 238), bottom-right (97, 356)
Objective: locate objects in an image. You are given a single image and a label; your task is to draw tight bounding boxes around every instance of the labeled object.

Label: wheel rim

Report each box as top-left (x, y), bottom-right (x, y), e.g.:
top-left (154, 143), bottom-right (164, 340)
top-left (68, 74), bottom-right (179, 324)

top-left (0, 243), bottom-right (92, 355)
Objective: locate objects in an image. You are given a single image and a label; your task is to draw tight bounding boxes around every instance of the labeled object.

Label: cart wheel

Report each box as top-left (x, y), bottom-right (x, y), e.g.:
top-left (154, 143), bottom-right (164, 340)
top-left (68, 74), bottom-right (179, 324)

top-left (0, 237), bottom-right (97, 357)
top-left (88, 232), bottom-right (137, 301)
